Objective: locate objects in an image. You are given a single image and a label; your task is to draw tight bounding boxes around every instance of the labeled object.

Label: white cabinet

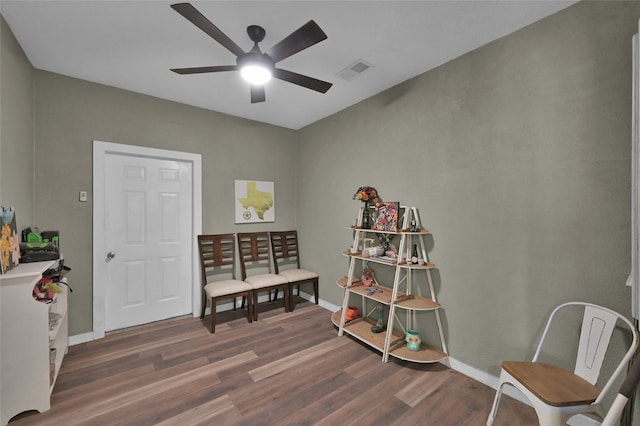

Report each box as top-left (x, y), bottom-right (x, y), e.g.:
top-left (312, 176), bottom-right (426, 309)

top-left (0, 260), bottom-right (68, 425)
top-left (332, 206), bottom-right (448, 364)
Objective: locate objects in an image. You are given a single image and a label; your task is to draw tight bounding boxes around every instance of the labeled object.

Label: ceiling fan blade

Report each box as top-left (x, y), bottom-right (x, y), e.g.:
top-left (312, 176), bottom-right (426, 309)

top-left (171, 3), bottom-right (245, 57)
top-left (251, 85), bottom-right (266, 103)
top-left (265, 20), bottom-right (327, 63)
top-left (171, 65), bottom-right (238, 74)
top-left (273, 68), bottom-right (332, 93)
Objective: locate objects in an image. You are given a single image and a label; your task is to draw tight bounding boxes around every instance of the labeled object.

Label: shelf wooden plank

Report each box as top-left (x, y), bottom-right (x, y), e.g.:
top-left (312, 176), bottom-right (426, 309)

top-left (388, 341), bottom-right (448, 364)
top-left (341, 250), bottom-right (397, 265)
top-left (342, 250), bottom-right (436, 269)
top-left (331, 310), bottom-right (393, 353)
top-left (398, 261), bottom-right (436, 270)
top-left (332, 310), bottom-right (447, 364)
top-left (337, 278), bottom-right (439, 310)
top-left (394, 295), bottom-right (440, 311)
top-left (348, 283), bottom-right (393, 305)
top-left (349, 226), bottom-right (430, 235)
top-left (336, 277), bottom-right (362, 288)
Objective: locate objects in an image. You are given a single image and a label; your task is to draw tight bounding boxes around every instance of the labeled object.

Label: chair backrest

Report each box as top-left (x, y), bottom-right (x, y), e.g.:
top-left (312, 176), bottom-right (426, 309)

top-left (237, 232), bottom-right (273, 280)
top-left (532, 302), bottom-right (638, 405)
top-left (270, 230), bottom-right (302, 274)
top-left (575, 305), bottom-right (617, 384)
top-left (197, 234), bottom-right (237, 286)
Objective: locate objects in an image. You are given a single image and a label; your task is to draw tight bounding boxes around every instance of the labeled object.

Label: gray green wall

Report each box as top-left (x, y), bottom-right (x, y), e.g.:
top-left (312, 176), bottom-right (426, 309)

top-left (1, 16), bottom-right (34, 230)
top-left (297, 0), bottom-right (640, 391)
top-left (3, 1), bottom-right (640, 417)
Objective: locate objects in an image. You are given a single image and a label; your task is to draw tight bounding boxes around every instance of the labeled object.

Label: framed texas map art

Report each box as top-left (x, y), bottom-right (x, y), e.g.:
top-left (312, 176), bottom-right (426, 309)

top-left (235, 180), bottom-right (275, 223)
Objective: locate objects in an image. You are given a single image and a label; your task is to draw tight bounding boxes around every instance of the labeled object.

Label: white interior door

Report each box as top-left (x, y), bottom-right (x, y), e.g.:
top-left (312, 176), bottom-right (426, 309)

top-left (104, 154), bottom-right (192, 331)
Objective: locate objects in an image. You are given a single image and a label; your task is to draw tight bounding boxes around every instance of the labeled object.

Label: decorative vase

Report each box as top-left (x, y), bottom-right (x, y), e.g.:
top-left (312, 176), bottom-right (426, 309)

top-left (405, 330), bottom-right (421, 351)
top-left (371, 303), bottom-right (386, 333)
top-left (362, 202), bottom-right (371, 229)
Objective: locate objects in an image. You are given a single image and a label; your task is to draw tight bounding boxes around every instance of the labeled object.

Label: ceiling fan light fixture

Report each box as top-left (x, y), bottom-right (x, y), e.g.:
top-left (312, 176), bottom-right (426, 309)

top-left (240, 64), bottom-right (272, 85)
top-left (170, 4), bottom-right (332, 101)
top-left (238, 52), bottom-right (274, 86)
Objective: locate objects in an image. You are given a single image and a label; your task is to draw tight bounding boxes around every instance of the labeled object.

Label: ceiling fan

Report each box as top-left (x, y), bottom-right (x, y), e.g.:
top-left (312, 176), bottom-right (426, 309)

top-left (170, 3), bottom-right (333, 103)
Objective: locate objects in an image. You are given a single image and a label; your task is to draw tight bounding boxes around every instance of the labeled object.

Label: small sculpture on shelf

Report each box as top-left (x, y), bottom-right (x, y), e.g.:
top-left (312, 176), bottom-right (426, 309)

top-left (362, 246), bottom-right (384, 257)
top-left (361, 236), bottom-right (383, 258)
top-left (405, 330), bottom-right (421, 351)
top-left (377, 233), bottom-right (397, 257)
top-left (362, 268), bottom-right (375, 287)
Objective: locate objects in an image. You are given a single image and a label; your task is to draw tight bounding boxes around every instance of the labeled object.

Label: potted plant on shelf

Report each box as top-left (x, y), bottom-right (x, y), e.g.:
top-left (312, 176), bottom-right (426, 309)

top-left (353, 186), bottom-right (380, 229)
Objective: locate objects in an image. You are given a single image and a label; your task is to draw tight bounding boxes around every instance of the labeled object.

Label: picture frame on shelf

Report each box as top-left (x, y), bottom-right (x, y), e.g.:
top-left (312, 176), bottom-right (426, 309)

top-left (373, 201), bottom-right (399, 232)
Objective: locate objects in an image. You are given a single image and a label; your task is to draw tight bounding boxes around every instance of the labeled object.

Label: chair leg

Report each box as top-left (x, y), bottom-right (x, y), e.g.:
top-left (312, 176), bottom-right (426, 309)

top-left (528, 396), bottom-right (590, 426)
top-left (287, 284), bottom-right (293, 312)
top-left (313, 278), bottom-right (319, 304)
top-left (487, 382), bottom-right (505, 425)
top-left (200, 291), bottom-right (207, 319)
top-left (284, 285), bottom-right (291, 313)
top-left (253, 291), bottom-right (259, 322)
top-left (532, 407), bottom-right (568, 426)
top-left (246, 292), bottom-right (253, 324)
top-left (210, 299), bottom-right (216, 333)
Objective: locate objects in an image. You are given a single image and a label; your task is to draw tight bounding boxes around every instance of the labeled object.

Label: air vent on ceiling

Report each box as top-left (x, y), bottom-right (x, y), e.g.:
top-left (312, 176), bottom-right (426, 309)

top-left (336, 59), bottom-right (373, 82)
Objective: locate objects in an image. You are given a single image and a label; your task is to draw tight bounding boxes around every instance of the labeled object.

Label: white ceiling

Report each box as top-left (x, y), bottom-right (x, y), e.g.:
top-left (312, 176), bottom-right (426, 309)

top-left (1, 0), bottom-right (577, 130)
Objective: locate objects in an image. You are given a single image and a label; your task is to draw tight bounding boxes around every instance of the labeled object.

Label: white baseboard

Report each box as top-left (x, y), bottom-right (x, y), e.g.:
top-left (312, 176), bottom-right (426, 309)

top-left (70, 291), bottom-right (319, 345)
top-left (313, 293), bottom-right (340, 312)
top-left (69, 331), bottom-right (96, 346)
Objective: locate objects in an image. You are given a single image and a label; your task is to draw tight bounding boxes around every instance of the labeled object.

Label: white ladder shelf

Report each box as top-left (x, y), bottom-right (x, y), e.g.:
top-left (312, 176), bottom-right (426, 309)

top-left (333, 205), bottom-right (448, 364)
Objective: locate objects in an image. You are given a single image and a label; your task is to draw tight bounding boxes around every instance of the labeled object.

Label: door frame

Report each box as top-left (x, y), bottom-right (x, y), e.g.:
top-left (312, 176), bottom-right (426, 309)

top-left (92, 140), bottom-right (202, 339)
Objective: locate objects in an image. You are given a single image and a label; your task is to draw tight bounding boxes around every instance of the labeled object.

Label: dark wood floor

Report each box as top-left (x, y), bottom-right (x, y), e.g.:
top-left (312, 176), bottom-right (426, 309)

top-left (10, 299), bottom-right (537, 425)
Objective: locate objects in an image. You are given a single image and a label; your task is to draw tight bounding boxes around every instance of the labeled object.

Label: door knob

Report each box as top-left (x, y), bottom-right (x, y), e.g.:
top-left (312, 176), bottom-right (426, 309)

top-left (106, 251), bottom-right (116, 262)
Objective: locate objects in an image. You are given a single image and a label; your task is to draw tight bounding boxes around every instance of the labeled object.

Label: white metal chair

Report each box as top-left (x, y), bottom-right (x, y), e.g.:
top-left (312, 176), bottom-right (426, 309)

top-left (487, 302), bottom-right (638, 426)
